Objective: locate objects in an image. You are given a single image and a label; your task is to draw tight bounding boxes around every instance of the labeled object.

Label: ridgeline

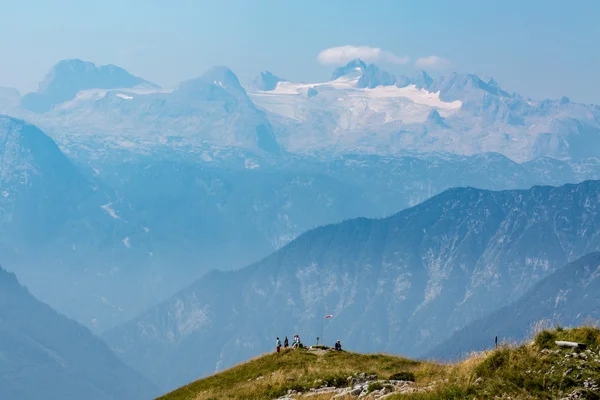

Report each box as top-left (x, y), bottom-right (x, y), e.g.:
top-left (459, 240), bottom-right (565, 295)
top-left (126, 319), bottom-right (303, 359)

top-left (158, 326), bottom-right (600, 400)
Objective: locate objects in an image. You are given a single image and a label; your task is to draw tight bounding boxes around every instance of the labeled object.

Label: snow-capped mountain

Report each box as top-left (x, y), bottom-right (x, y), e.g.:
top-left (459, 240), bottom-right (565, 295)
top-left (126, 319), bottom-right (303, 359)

top-left (104, 180), bottom-right (600, 391)
top-left (330, 58), bottom-right (368, 80)
top-left (248, 59), bottom-right (600, 162)
top-left (0, 266), bottom-right (158, 400)
top-left (21, 59), bottom-right (158, 113)
top-left (328, 58), bottom-right (396, 88)
top-left (10, 58), bottom-right (600, 163)
top-left (17, 62), bottom-right (282, 156)
top-left (250, 59), bottom-right (462, 135)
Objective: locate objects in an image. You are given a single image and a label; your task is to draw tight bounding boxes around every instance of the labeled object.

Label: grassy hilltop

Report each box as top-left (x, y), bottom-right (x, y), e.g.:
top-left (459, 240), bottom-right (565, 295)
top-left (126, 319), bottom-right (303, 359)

top-left (159, 326), bottom-right (600, 400)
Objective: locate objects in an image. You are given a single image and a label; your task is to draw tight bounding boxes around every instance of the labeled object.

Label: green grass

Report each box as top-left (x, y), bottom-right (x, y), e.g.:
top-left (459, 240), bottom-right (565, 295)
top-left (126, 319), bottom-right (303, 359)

top-left (389, 372), bottom-right (415, 382)
top-left (366, 381), bottom-right (386, 393)
top-left (389, 326), bottom-right (600, 400)
top-left (159, 326), bottom-right (600, 400)
top-left (159, 348), bottom-right (426, 400)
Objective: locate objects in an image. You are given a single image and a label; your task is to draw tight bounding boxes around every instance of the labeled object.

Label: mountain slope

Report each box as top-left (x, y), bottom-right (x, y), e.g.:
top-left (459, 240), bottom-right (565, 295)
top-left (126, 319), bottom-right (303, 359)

top-left (21, 59), bottom-right (157, 113)
top-left (0, 115), bottom-right (93, 244)
top-left (104, 180), bottom-right (600, 391)
top-left (427, 252), bottom-right (600, 361)
top-left (0, 266), bottom-right (158, 400)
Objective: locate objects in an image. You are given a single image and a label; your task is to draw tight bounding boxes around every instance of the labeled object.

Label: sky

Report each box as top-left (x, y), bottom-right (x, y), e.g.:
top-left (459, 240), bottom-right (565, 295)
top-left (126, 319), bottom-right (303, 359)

top-left (1, 0), bottom-right (600, 103)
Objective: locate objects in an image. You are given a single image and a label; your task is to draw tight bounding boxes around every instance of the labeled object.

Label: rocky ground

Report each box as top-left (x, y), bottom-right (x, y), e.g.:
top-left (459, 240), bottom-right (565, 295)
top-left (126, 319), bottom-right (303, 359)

top-left (276, 371), bottom-right (431, 399)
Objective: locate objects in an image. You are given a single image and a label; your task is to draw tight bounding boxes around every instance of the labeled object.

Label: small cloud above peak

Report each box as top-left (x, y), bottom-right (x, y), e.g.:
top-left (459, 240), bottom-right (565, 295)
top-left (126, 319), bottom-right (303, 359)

top-left (415, 56), bottom-right (451, 70)
top-left (317, 45), bottom-right (409, 66)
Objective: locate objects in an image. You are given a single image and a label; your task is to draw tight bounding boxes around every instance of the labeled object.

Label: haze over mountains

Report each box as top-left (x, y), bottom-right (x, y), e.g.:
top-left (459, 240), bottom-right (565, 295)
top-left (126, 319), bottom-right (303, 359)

top-left (0, 266), bottom-right (157, 400)
top-left (3, 58), bottom-right (599, 332)
top-left (104, 180), bottom-right (600, 390)
top-left (2, 57), bottom-right (600, 396)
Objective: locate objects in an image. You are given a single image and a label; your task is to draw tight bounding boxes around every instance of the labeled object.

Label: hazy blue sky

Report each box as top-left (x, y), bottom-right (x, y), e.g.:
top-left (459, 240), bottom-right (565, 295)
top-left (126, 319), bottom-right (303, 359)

top-left (1, 0), bottom-right (599, 103)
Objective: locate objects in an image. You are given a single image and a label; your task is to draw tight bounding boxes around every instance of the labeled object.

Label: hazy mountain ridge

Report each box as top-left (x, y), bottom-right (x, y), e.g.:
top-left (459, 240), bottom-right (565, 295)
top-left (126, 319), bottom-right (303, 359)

top-left (4, 109), bottom-right (600, 335)
top-left (8, 101), bottom-right (600, 334)
top-left (427, 251), bottom-right (600, 361)
top-left (104, 180), bottom-right (600, 391)
top-left (0, 265), bottom-right (158, 400)
top-left (0, 115), bottom-right (94, 245)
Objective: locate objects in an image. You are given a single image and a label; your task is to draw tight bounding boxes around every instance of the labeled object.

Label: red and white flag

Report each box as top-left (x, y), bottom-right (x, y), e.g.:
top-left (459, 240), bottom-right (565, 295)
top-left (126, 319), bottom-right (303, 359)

top-left (325, 314), bottom-right (333, 319)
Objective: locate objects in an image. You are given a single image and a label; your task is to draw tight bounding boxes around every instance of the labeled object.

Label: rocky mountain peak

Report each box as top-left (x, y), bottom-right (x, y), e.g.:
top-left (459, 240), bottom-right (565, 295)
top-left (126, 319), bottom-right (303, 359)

top-left (21, 59), bottom-right (157, 113)
top-left (330, 58), bottom-right (368, 81)
top-left (252, 71), bottom-right (287, 91)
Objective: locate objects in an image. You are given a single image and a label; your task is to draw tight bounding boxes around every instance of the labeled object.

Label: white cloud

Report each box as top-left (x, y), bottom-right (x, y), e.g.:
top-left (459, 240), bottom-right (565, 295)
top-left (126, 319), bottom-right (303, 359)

top-left (317, 45), bottom-right (409, 66)
top-left (415, 56), bottom-right (451, 69)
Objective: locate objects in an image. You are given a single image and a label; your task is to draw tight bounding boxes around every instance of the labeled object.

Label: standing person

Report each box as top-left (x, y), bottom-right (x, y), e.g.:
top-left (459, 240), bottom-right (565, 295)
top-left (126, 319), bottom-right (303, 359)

top-left (276, 337), bottom-right (281, 353)
top-left (284, 336), bottom-right (289, 348)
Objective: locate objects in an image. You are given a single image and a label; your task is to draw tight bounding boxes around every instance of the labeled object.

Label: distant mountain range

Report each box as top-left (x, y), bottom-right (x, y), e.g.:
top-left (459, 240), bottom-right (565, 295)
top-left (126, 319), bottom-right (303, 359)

top-left (5, 110), bottom-right (600, 334)
top-left (249, 59), bottom-right (600, 162)
top-left (1, 58), bottom-right (598, 163)
top-left (427, 251), bottom-right (600, 361)
top-left (103, 180), bottom-right (600, 391)
top-left (2, 58), bottom-right (600, 335)
top-left (0, 266), bottom-right (157, 400)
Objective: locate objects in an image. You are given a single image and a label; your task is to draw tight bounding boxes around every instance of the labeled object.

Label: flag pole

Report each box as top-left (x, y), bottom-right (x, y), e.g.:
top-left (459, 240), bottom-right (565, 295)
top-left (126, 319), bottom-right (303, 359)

top-left (320, 315), bottom-right (324, 346)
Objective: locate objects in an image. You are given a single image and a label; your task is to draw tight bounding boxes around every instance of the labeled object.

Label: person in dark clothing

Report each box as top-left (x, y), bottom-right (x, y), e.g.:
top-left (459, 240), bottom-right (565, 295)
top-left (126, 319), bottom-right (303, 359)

top-left (335, 340), bottom-right (342, 351)
top-left (284, 336), bottom-right (289, 348)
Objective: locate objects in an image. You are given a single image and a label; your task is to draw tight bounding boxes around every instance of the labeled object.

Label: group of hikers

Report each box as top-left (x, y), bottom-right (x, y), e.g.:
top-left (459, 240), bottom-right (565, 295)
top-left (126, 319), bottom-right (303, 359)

top-left (275, 334), bottom-right (303, 352)
top-left (275, 335), bottom-right (343, 352)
